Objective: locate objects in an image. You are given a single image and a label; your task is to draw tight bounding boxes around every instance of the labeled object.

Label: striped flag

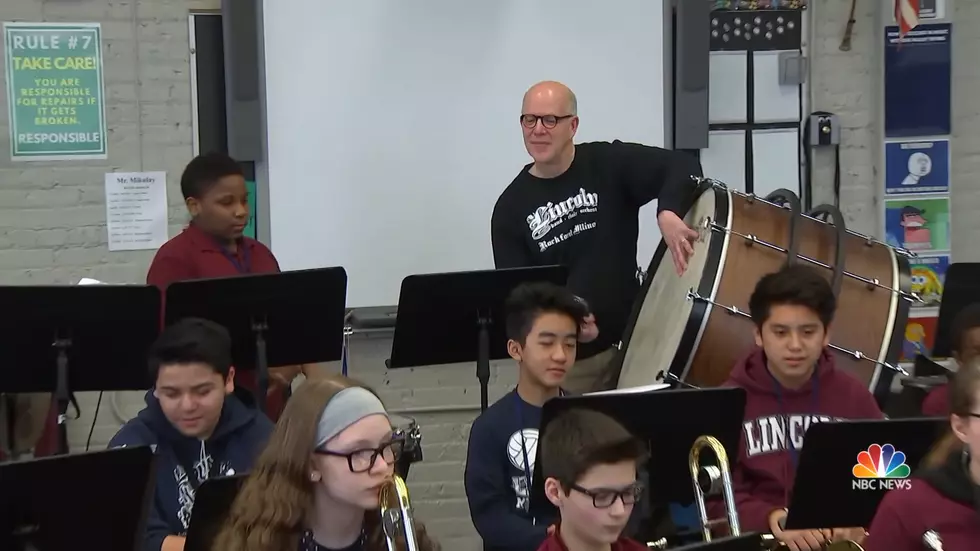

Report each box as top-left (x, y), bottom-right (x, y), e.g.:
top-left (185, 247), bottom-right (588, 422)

top-left (895, 0), bottom-right (920, 40)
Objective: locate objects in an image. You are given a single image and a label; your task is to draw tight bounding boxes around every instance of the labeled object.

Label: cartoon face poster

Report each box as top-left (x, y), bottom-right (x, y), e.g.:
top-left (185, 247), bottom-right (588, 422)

top-left (909, 254), bottom-right (949, 307)
top-left (884, 197), bottom-right (951, 252)
top-left (901, 314), bottom-right (939, 362)
top-left (884, 140), bottom-right (949, 195)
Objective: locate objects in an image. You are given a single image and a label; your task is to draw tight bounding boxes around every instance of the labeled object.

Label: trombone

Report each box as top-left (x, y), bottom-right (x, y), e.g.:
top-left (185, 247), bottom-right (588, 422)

top-left (689, 434), bottom-right (864, 550)
top-left (379, 474), bottom-right (421, 551)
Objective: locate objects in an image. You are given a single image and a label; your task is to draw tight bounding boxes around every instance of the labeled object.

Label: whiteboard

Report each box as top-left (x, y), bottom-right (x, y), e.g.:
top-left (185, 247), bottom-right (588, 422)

top-left (262, 0), bottom-right (668, 307)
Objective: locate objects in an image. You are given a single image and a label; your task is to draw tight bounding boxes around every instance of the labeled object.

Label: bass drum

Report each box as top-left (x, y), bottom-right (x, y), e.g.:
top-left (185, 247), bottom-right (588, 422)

top-left (613, 178), bottom-right (914, 400)
top-left (391, 413), bottom-right (423, 480)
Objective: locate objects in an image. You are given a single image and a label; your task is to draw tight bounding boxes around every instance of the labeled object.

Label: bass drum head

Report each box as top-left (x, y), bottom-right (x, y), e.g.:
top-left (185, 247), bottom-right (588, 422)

top-left (617, 187), bottom-right (726, 388)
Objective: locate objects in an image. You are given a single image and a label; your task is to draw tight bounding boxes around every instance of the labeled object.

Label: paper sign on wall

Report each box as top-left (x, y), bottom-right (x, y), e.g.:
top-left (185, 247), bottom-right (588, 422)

top-left (901, 313), bottom-right (938, 362)
top-left (105, 171), bottom-right (169, 251)
top-left (884, 140), bottom-right (949, 195)
top-left (3, 22), bottom-right (108, 161)
top-left (909, 254), bottom-right (949, 308)
top-left (884, 197), bottom-right (950, 253)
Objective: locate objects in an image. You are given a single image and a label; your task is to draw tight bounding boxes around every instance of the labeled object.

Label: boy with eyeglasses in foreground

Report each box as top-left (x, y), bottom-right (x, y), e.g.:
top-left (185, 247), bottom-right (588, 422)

top-left (537, 408), bottom-right (649, 551)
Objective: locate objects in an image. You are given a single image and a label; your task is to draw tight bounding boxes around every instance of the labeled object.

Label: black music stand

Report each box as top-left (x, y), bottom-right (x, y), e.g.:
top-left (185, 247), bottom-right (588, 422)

top-left (669, 534), bottom-right (764, 550)
top-left (529, 388), bottom-right (747, 545)
top-left (164, 267), bottom-right (348, 414)
top-left (184, 474), bottom-right (247, 551)
top-left (931, 263), bottom-right (980, 358)
top-left (784, 418), bottom-right (946, 530)
top-left (0, 285), bottom-right (160, 455)
top-left (387, 266), bottom-right (568, 412)
top-left (0, 446), bottom-right (155, 551)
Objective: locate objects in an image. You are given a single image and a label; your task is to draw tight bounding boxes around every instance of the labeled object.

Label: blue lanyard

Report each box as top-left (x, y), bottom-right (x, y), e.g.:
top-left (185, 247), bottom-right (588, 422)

top-left (769, 370), bottom-right (819, 472)
top-left (218, 241), bottom-right (252, 274)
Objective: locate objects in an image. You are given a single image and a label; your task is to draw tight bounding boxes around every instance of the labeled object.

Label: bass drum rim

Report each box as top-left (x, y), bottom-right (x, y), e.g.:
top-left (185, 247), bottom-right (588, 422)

top-left (611, 184), bottom-right (731, 388)
top-left (878, 251), bottom-right (913, 401)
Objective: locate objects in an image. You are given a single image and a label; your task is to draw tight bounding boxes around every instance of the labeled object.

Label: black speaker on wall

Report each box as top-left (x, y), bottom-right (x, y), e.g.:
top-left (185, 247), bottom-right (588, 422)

top-left (222, 0), bottom-right (263, 161)
top-left (673, 0), bottom-right (710, 150)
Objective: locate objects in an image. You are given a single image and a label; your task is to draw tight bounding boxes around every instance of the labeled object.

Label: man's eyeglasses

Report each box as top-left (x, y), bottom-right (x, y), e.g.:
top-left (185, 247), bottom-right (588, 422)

top-left (315, 437), bottom-right (405, 473)
top-left (570, 482), bottom-right (645, 508)
top-left (520, 114), bottom-right (574, 129)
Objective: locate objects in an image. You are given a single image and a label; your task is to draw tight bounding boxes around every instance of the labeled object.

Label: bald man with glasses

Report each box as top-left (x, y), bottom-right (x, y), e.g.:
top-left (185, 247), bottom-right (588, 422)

top-left (491, 81), bottom-right (702, 394)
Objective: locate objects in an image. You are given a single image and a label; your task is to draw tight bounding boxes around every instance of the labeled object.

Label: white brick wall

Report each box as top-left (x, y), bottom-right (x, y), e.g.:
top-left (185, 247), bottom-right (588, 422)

top-left (2, 1), bottom-right (980, 550)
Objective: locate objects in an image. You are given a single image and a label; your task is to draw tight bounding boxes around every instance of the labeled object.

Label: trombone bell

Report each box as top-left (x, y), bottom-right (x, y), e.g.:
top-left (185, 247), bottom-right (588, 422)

top-left (379, 475), bottom-right (421, 551)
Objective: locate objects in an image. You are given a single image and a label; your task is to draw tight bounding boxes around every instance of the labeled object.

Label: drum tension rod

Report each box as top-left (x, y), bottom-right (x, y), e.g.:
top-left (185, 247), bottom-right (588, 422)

top-left (686, 289), bottom-right (909, 376)
top-left (707, 222), bottom-right (921, 304)
top-left (690, 176), bottom-right (918, 259)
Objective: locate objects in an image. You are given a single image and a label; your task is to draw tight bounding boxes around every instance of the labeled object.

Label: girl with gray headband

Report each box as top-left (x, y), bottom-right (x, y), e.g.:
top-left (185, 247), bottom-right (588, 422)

top-left (211, 376), bottom-right (441, 551)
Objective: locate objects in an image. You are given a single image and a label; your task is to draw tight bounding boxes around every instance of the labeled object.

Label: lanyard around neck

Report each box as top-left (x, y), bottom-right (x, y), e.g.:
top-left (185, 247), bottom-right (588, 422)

top-left (769, 371), bottom-right (819, 472)
top-left (217, 240), bottom-right (252, 274)
top-left (513, 388), bottom-right (565, 507)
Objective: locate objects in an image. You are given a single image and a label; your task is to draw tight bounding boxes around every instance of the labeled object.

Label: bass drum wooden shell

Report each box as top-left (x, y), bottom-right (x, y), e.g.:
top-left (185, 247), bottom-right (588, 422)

top-left (612, 184), bottom-right (911, 400)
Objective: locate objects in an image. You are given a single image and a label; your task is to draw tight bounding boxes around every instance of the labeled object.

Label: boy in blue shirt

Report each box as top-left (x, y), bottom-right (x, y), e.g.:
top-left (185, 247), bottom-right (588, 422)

top-left (109, 318), bottom-right (273, 551)
top-left (465, 282), bottom-right (589, 551)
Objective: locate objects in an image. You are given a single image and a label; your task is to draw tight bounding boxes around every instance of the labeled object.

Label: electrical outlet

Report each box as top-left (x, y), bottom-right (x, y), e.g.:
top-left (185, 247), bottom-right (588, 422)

top-left (808, 113), bottom-right (840, 146)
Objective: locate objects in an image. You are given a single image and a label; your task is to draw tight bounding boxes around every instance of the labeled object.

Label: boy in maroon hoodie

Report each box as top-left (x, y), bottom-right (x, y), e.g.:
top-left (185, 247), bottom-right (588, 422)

top-left (537, 408), bottom-right (649, 551)
top-left (864, 358), bottom-right (980, 551)
top-left (921, 303), bottom-right (980, 416)
top-left (713, 265), bottom-right (883, 550)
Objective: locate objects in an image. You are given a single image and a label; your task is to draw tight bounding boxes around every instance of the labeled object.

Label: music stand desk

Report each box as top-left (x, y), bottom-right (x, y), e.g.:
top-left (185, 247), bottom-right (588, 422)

top-left (0, 446), bottom-right (155, 551)
top-left (183, 474), bottom-right (247, 551)
top-left (0, 284), bottom-right (161, 454)
top-left (669, 534), bottom-right (764, 550)
top-left (387, 266), bottom-right (568, 412)
top-left (529, 387), bottom-right (748, 513)
top-left (784, 417), bottom-right (947, 531)
top-left (164, 267), bottom-right (348, 412)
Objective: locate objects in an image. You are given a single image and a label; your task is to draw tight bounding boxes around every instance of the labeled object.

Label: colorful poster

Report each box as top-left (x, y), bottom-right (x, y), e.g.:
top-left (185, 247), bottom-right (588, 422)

top-left (884, 23), bottom-right (951, 138)
top-left (245, 179), bottom-right (257, 239)
top-left (909, 254), bottom-right (949, 307)
top-left (3, 22), bottom-right (107, 161)
top-left (901, 314), bottom-right (939, 362)
top-left (884, 140), bottom-right (949, 195)
top-left (884, 197), bottom-right (950, 252)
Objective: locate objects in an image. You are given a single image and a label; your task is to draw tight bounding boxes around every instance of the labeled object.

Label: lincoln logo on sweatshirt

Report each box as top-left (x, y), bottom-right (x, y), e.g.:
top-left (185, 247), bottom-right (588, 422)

top-left (743, 414), bottom-right (844, 457)
top-left (525, 188), bottom-right (599, 241)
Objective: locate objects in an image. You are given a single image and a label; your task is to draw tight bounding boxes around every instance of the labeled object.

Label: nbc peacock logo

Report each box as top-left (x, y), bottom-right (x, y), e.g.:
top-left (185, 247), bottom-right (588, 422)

top-left (851, 444), bottom-right (913, 491)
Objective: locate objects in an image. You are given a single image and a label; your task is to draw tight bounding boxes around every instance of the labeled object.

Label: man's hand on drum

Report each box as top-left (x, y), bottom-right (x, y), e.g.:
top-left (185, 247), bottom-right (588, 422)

top-left (657, 210), bottom-right (698, 276)
top-left (579, 313), bottom-right (599, 343)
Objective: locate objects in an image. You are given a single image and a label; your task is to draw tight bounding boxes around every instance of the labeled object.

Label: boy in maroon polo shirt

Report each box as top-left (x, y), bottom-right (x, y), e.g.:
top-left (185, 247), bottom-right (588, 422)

top-left (147, 152), bottom-right (302, 420)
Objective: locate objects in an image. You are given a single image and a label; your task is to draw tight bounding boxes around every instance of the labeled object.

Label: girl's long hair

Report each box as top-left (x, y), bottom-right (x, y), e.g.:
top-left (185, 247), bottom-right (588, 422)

top-left (922, 358), bottom-right (980, 469)
top-left (211, 375), bottom-right (440, 551)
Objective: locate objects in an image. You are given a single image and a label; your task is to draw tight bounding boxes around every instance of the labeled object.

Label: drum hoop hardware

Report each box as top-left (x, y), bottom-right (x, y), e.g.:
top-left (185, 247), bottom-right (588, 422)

top-left (763, 188), bottom-right (802, 267)
top-left (685, 289), bottom-right (909, 377)
top-left (706, 220), bottom-right (922, 304)
top-left (689, 176), bottom-right (917, 259)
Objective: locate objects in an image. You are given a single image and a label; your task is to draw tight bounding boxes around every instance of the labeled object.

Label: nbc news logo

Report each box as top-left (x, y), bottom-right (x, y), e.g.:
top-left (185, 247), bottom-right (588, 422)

top-left (851, 443), bottom-right (913, 491)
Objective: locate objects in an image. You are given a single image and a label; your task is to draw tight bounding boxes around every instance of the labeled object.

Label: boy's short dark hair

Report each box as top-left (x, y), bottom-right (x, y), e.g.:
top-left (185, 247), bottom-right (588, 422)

top-left (540, 408), bottom-right (647, 492)
top-left (149, 317), bottom-right (233, 381)
top-left (951, 303), bottom-right (980, 354)
top-left (748, 264), bottom-right (836, 329)
top-left (180, 152), bottom-right (244, 200)
top-left (504, 282), bottom-right (588, 345)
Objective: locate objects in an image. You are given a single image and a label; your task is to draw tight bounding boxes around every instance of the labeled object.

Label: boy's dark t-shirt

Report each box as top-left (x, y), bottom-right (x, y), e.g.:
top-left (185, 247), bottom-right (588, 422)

top-left (491, 140), bottom-right (700, 359)
top-left (465, 389), bottom-right (557, 551)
